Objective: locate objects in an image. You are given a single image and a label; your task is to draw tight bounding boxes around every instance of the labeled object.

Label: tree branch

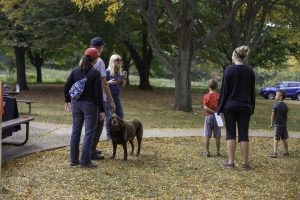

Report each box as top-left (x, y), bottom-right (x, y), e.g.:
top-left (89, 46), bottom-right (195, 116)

top-left (193, 0), bottom-right (246, 51)
top-left (161, 0), bottom-right (180, 33)
top-left (139, 0), bottom-right (175, 71)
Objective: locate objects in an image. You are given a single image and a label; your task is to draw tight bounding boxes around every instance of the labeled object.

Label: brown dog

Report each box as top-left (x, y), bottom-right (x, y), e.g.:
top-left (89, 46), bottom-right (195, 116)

top-left (109, 114), bottom-right (143, 160)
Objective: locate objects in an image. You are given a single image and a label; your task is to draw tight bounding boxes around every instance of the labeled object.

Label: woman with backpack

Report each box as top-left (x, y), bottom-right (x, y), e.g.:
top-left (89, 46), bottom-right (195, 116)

top-left (64, 48), bottom-right (105, 168)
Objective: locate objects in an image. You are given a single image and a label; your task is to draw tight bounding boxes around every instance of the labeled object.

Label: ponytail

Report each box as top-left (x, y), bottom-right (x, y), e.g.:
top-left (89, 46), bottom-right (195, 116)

top-left (79, 55), bottom-right (94, 74)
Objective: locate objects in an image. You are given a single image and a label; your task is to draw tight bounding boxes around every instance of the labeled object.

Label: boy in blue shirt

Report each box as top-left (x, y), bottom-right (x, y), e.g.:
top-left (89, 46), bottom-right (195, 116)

top-left (269, 90), bottom-right (289, 158)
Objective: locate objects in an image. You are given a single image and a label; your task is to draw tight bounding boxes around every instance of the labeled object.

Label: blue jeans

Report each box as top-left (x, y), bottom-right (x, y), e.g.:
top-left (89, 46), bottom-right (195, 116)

top-left (70, 100), bottom-right (97, 165)
top-left (105, 93), bottom-right (124, 136)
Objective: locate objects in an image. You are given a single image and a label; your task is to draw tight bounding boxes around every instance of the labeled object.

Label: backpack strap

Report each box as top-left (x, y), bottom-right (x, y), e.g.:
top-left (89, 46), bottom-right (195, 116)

top-left (85, 68), bottom-right (95, 79)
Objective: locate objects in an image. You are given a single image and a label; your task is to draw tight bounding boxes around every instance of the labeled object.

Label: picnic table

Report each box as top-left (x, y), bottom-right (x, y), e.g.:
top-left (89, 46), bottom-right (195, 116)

top-left (2, 97), bottom-right (34, 145)
top-left (8, 91), bottom-right (20, 97)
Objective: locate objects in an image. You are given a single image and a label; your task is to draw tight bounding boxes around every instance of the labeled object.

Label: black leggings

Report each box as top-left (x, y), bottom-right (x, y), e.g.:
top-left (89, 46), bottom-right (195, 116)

top-left (223, 106), bottom-right (251, 142)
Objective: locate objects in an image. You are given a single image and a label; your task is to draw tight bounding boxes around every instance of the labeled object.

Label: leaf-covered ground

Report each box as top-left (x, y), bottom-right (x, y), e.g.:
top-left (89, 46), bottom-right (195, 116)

top-left (2, 137), bottom-right (299, 199)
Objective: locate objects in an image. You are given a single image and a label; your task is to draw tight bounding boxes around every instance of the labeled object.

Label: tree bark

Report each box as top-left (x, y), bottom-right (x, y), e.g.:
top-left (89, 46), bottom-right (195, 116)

top-left (174, 0), bottom-right (194, 111)
top-left (124, 40), bottom-right (153, 90)
top-left (121, 53), bottom-right (131, 85)
top-left (27, 49), bottom-right (44, 83)
top-left (14, 46), bottom-right (28, 91)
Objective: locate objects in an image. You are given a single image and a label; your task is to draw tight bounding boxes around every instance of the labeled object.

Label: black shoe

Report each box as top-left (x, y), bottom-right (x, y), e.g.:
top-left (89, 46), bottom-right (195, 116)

top-left (242, 163), bottom-right (251, 170)
top-left (94, 149), bottom-right (102, 155)
top-left (80, 162), bottom-right (97, 168)
top-left (220, 161), bottom-right (235, 169)
top-left (69, 161), bottom-right (79, 167)
top-left (92, 153), bottom-right (105, 160)
top-left (283, 152), bottom-right (289, 157)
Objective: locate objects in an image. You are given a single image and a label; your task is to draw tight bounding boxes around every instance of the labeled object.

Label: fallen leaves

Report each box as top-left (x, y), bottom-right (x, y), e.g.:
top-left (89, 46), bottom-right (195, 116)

top-left (1, 137), bottom-right (299, 199)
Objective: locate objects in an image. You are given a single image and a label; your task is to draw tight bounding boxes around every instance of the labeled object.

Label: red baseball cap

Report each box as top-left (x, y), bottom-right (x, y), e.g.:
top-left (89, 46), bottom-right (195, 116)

top-left (85, 48), bottom-right (99, 59)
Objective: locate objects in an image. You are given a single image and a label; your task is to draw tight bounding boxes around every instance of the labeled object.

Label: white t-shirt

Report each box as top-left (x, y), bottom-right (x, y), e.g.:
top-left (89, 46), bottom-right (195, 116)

top-left (93, 58), bottom-right (107, 102)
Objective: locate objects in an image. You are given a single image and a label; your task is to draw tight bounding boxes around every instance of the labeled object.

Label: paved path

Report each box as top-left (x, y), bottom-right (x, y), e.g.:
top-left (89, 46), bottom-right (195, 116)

top-left (2, 122), bottom-right (299, 161)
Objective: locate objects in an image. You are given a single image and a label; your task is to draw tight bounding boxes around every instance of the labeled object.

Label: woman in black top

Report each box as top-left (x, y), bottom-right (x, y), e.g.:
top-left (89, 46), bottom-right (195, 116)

top-left (64, 48), bottom-right (105, 168)
top-left (217, 45), bottom-right (255, 170)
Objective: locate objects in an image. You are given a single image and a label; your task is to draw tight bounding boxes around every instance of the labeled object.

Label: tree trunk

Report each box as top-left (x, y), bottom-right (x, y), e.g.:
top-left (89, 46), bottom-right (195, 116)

top-left (174, 0), bottom-right (194, 112)
top-left (27, 49), bottom-right (44, 83)
top-left (36, 64), bottom-right (42, 83)
top-left (14, 46), bottom-right (28, 91)
top-left (125, 41), bottom-right (152, 90)
top-left (121, 53), bottom-right (131, 85)
top-left (174, 65), bottom-right (192, 112)
top-left (138, 65), bottom-right (152, 90)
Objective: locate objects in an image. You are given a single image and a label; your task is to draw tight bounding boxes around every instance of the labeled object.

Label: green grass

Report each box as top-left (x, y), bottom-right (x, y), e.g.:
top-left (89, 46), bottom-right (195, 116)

top-left (0, 67), bottom-right (70, 84)
top-left (2, 66), bottom-right (300, 131)
top-left (15, 84), bottom-right (300, 131)
top-left (2, 137), bottom-right (299, 199)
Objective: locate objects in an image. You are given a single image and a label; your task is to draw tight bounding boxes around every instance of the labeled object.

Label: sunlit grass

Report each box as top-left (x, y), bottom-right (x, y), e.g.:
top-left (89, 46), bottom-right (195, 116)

top-left (2, 137), bottom-right (299, 199)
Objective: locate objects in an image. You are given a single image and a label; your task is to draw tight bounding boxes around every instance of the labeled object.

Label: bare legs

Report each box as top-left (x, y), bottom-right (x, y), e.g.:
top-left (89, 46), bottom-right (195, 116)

top-left (226, 140), bottom-right (249, 165)
top-left (216, 138), bottom-right (221, 155)
top-left (282, 139), bottom-right (288, 154)
top-left (227, 139), bottom-right (236, 164)
top-left (205, 138), bottom-right (221, 156)
top-left (273, 139), bottom-right (279, 154)
top-left (205, 138), bottom-right (210, 155)
top-left (240, 141), bottom-right (249, 164)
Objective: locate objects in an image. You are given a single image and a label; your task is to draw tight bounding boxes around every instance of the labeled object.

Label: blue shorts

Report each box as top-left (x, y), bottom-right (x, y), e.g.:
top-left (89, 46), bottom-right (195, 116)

top-left (203, 114), bottom-right (221, 139)
top-left (274, 126), bottom-right (289, 140)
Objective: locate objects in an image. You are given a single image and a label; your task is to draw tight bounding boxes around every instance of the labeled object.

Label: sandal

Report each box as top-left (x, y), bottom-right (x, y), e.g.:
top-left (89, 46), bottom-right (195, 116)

top-left (269, 152), bottom-right (277, 158)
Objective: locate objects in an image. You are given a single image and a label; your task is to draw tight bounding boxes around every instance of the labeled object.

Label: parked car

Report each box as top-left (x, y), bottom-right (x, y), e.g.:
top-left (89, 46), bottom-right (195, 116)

top-left (259, 81), bottom-right (300, 100)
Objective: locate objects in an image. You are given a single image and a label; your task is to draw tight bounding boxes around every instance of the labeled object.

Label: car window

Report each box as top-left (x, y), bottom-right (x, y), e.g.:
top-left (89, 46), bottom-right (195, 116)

top-left (274, 83), bottom-right (281, 87)
top-left (280, 83), bottom-right (288, 88)
top-left (288, 83), bottom-right (297, 87)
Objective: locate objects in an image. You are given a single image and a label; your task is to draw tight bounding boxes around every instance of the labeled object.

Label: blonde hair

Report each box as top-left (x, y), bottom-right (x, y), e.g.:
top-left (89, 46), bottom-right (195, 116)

top-left (232, 45), bottom-right (250, 64)
top-left (108, 54), bottom-right (122, 76)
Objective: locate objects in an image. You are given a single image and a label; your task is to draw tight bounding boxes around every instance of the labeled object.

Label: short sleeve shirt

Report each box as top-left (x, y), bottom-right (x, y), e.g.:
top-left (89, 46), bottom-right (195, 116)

top-left (93, 58), bottom-right (106, 77)
top-left (272, 101), bottom-right (288, 126)
top-left (93, 58), bottom-right (107, 101)
top-left (203, 93), bottom-right (220, 116)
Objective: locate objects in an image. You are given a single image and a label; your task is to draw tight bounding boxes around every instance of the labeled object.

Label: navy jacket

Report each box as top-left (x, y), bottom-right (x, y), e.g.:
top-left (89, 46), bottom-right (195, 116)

top-left (217, 64), bottom-right (256, 114)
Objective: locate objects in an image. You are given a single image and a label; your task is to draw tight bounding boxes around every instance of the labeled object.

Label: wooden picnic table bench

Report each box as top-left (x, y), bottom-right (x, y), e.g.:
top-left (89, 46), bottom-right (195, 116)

top-left (16, 99), bottom-right (34, 114)
top-left (2, 116), bottom-right (34, 146)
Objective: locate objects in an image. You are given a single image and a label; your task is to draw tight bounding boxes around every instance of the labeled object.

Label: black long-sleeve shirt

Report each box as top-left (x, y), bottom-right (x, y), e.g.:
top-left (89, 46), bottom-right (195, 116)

top-left (64, 67), bottom-right (104, 112)
top-left (217, 64), bottom-right (256, 114)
